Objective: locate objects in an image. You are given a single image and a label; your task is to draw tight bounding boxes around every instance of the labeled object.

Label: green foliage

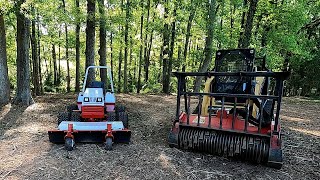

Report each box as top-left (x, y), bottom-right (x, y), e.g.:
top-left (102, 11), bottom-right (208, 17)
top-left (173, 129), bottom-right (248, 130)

top-left (1, 0), bottom-right (319, 96)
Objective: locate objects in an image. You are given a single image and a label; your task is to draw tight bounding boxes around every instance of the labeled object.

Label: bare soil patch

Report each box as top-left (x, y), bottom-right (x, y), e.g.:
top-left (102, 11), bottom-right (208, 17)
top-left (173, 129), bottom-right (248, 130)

top-left (0, 94), bottom-right (319, 179)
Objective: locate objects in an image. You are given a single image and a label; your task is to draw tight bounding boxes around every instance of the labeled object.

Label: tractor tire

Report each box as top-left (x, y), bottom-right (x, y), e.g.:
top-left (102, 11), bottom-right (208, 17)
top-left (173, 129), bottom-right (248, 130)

top-left (65, 137), bottom-right (75, 151)
top-left (107, 112), bottom-right (117, 121)
top-left (67, 104), bottom-right (78, 112)
top-left (118, 112), bottom-right (129, 129)
top-left (57, 112), bottom-right (69, 125)
top-left (105, 137), bottom-right (113, 151)
top-left (70, 111), bottom-right (81, 122)
top-left (67, 104), bottom-right (79, 119)
top-left (115, 105), bottom-right (126, 113)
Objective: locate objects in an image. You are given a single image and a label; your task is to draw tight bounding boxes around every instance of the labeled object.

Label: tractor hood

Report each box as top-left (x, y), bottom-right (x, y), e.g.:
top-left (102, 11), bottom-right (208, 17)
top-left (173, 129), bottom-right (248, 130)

top-left (82, 88), bottom-right (104, 105)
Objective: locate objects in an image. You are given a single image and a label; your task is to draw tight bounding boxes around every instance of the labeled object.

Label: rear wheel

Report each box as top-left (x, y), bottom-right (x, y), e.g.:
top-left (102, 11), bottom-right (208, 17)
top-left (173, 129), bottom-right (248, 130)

top-left (105, 137), bottom-right (113, 150)
top-left (67, 104), bottom-right (79, 119)
top-left (115, 105), bottom-right (126, 113)
top-left (57, 112), bottom-right (69, 125)
top-left (65, 137), bottom-right (75, 151)
top-left (70, 111), bottom-right (81, 122)
top-left (118, 112), bottom-right (128, 129)
top-left (107, 112), bottom-right (116, 121)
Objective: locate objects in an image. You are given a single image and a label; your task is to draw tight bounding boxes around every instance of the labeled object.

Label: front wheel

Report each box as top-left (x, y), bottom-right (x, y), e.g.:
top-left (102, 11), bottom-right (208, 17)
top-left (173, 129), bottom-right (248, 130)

top-left (105, 137), bottom-right (113, 150)
top-left (65, 137), bottom-right (75, 151)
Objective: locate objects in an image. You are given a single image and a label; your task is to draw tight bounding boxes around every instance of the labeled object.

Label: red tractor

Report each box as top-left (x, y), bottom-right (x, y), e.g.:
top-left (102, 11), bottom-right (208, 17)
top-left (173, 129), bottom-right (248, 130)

top-left (168, 49), bottom-right (289, 168)
top-left (48, 66), bottom-right (131, 151)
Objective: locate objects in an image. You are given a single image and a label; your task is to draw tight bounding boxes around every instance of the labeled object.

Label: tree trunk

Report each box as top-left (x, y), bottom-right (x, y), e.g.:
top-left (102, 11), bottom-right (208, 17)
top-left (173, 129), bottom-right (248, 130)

top-left (0, 14), bottom-right (10, 106)
top-left (14, 0), bottom-right (34, 105)
top-left (238, 0), bottom-right (248, 48)
top-left (62, 0), bottom-right (71, 92)
top-left (165, 5), bottom-right (177, 93)
top-left (58, 29), bottom-right (61, 81)
top-left (118, 44), bottom-right (123, 92)
top-left (162, 0), bottom-right (170, 94)
top-left (52, 44), bottom-right (58, 86)
top-left (193, 0), bottom-right (217, 92)
top-left (137, 0), bottom-right (144, 93)
top-left (31, 12), bottom-right (40, 96)
top-left (85, 0), bottom-right (96, 86)
top-left (110, 31), bottom-right (114, 78)
top-left (37, 14), bottom-right (43, 94)
top-left (98, 0), bottom-right (107, 87)
top-left (238, 0), bottom-right (258, 48)
top-left (143, 0), bottom-right (151, 82)
top-left (75, 0), bottom-right (81, 92)
top-left (123, 0), bottom-right (130, 93)
top-left (182, 0), bottom-right (197, 72)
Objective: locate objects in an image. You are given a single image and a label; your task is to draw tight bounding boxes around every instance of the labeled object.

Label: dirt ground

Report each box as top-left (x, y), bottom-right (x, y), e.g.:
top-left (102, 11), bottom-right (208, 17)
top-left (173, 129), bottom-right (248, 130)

top-left (0, 94), bottom-right (319, 180)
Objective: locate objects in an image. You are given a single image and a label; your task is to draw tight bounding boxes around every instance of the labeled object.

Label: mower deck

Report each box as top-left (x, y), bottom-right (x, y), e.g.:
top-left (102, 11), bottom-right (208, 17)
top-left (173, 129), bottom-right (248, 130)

top-left (48, 121), bottom-right (131, 144)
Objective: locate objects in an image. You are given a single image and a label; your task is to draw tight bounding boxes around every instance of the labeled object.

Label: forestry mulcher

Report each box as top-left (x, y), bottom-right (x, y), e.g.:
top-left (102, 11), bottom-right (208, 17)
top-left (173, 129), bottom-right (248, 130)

top-left (48, 66), bottom-right (131, 151)
top-left (168, 49), bottom-right (289, 168)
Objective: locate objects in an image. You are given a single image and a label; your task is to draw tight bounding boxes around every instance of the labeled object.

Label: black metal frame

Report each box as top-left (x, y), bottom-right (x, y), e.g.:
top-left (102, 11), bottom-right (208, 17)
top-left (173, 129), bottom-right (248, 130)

top-left (174, 71), bottom-right (290, 136)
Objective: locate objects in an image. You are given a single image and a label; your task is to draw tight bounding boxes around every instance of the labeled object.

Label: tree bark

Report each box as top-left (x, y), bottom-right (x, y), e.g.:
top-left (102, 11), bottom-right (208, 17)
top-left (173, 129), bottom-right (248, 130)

top-left (110, 31), bottom-right (114, 78)
top-left (182, 0), bottom-right (197, 72)
top-left (75, 0), bottom-right (81, 92)
top-left (162, 0), bottom-right (170, 94)
top-left (0, 14), bottom-right (10, 106)
top-left (123, 0), bottom-right (130, 93)
top-left (239, 0), bottom-right (258, 48)
top-left (62, 0), bottom-right (70, 92)
top-left (238, 0), bottom-right (248, 48)
top-left (52, 44), bottom-right (58, 86)
top-left (137, 0), bottom-right (144, 93)
top-left (165, 5), bottom-right (177, 93)
top-left (14, 0), bottom-right (34, 105)
top-left (58, 29), bottom-right (61, 81)
top-left (98, 0), bottom-right (107, 87)
top-left (31, 11), bottom-right (40, 96)
top-left (193, 0), bottom-right (217, 92)
top-left (37, 14), bottom-right (43, 94)
top-left (143, 0), bottom-right (151, 82)
top-left (85, 0), bottom-right (96, 86)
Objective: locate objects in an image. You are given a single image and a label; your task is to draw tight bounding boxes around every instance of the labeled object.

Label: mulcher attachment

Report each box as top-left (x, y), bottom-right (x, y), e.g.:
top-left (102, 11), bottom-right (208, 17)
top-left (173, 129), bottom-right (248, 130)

top-left (169, 68), bottom-right (289, 169)
top-left (178, 127), bottom-right (270, 163)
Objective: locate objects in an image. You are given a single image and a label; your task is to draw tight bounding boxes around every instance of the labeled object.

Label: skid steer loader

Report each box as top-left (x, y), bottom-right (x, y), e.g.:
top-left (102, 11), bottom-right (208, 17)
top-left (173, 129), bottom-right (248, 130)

top-left (48, 66), bottom-right (131, 151)
top-left (168, 49), bottom-right (289, 168)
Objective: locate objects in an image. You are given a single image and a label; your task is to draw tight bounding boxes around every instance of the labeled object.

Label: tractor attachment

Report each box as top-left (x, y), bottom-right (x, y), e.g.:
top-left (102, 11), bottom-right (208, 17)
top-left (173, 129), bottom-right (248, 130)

top-left (48, 121), bottom-right (131, 150)
top-left (168, 49), bottom-right (289, 168)
top-left (48, 66), bottom-right (131, 151)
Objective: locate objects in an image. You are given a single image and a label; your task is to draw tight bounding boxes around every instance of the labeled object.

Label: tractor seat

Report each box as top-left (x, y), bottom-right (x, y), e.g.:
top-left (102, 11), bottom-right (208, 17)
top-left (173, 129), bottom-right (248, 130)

top-left (88, 81), bottom-right (105, 89)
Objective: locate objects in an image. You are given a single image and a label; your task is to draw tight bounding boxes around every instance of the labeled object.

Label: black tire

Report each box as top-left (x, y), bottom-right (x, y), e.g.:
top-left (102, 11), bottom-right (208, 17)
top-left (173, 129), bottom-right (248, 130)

top-left (57, 112), bottom-right (69, 125)
top-left (105, 137), bottom-right (113, 150)
top-left (118, 112), bottom-right (129, 129)
top-left (67, 104), bottom-right (79, 119)
top-left (67, 104), bottom-right (78, 112)
top-left (70, 111), bottom-right (81, 122)
top-left (115, 105), bottom-right (126, 113)
top-left (65, 137), bottom-right (74, 151)
top-left (107, 112), bottom-right (116, 121)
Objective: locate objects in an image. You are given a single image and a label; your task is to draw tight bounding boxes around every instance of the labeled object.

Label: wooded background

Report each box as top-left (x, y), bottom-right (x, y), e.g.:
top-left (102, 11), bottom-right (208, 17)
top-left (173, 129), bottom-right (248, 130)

top-left (0, 0), bottom-right (319, 106)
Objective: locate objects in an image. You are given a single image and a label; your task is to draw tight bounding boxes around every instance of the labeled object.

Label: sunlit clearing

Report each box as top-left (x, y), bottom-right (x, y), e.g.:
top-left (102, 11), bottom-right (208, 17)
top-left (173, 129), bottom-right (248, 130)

top-left (289, 127), bottom-right (320, 137)
top-left (281, 115), bottom-right (310, 123)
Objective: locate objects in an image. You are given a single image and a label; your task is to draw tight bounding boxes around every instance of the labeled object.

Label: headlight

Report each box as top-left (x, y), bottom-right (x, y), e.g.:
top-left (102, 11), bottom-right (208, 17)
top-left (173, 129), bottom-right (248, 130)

top-left (84, 97), bottom-right (89, 102)
top-left (97, 97), bottom-right (103, 102)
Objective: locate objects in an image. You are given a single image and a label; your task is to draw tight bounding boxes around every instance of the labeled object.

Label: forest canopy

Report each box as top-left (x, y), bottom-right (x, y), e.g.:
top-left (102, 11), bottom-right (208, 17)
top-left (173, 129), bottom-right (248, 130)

top-left (0, 0), bottom-right (319, 106)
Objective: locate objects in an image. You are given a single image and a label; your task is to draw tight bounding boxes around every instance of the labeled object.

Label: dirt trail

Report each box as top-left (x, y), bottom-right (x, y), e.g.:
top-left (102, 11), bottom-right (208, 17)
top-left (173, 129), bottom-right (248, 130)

top-left (0, 94), bottom-right (319, 179)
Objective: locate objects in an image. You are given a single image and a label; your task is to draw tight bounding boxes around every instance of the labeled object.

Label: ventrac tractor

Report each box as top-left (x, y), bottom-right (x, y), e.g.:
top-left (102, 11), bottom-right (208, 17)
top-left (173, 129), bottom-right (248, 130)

top-left (48, 66), bottom-right (131, 151)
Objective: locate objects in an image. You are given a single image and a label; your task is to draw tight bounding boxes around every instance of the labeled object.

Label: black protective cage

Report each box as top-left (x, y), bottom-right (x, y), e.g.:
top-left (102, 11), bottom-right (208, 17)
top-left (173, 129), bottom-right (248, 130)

top-left (173, 71), bottom-right (290, 137)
